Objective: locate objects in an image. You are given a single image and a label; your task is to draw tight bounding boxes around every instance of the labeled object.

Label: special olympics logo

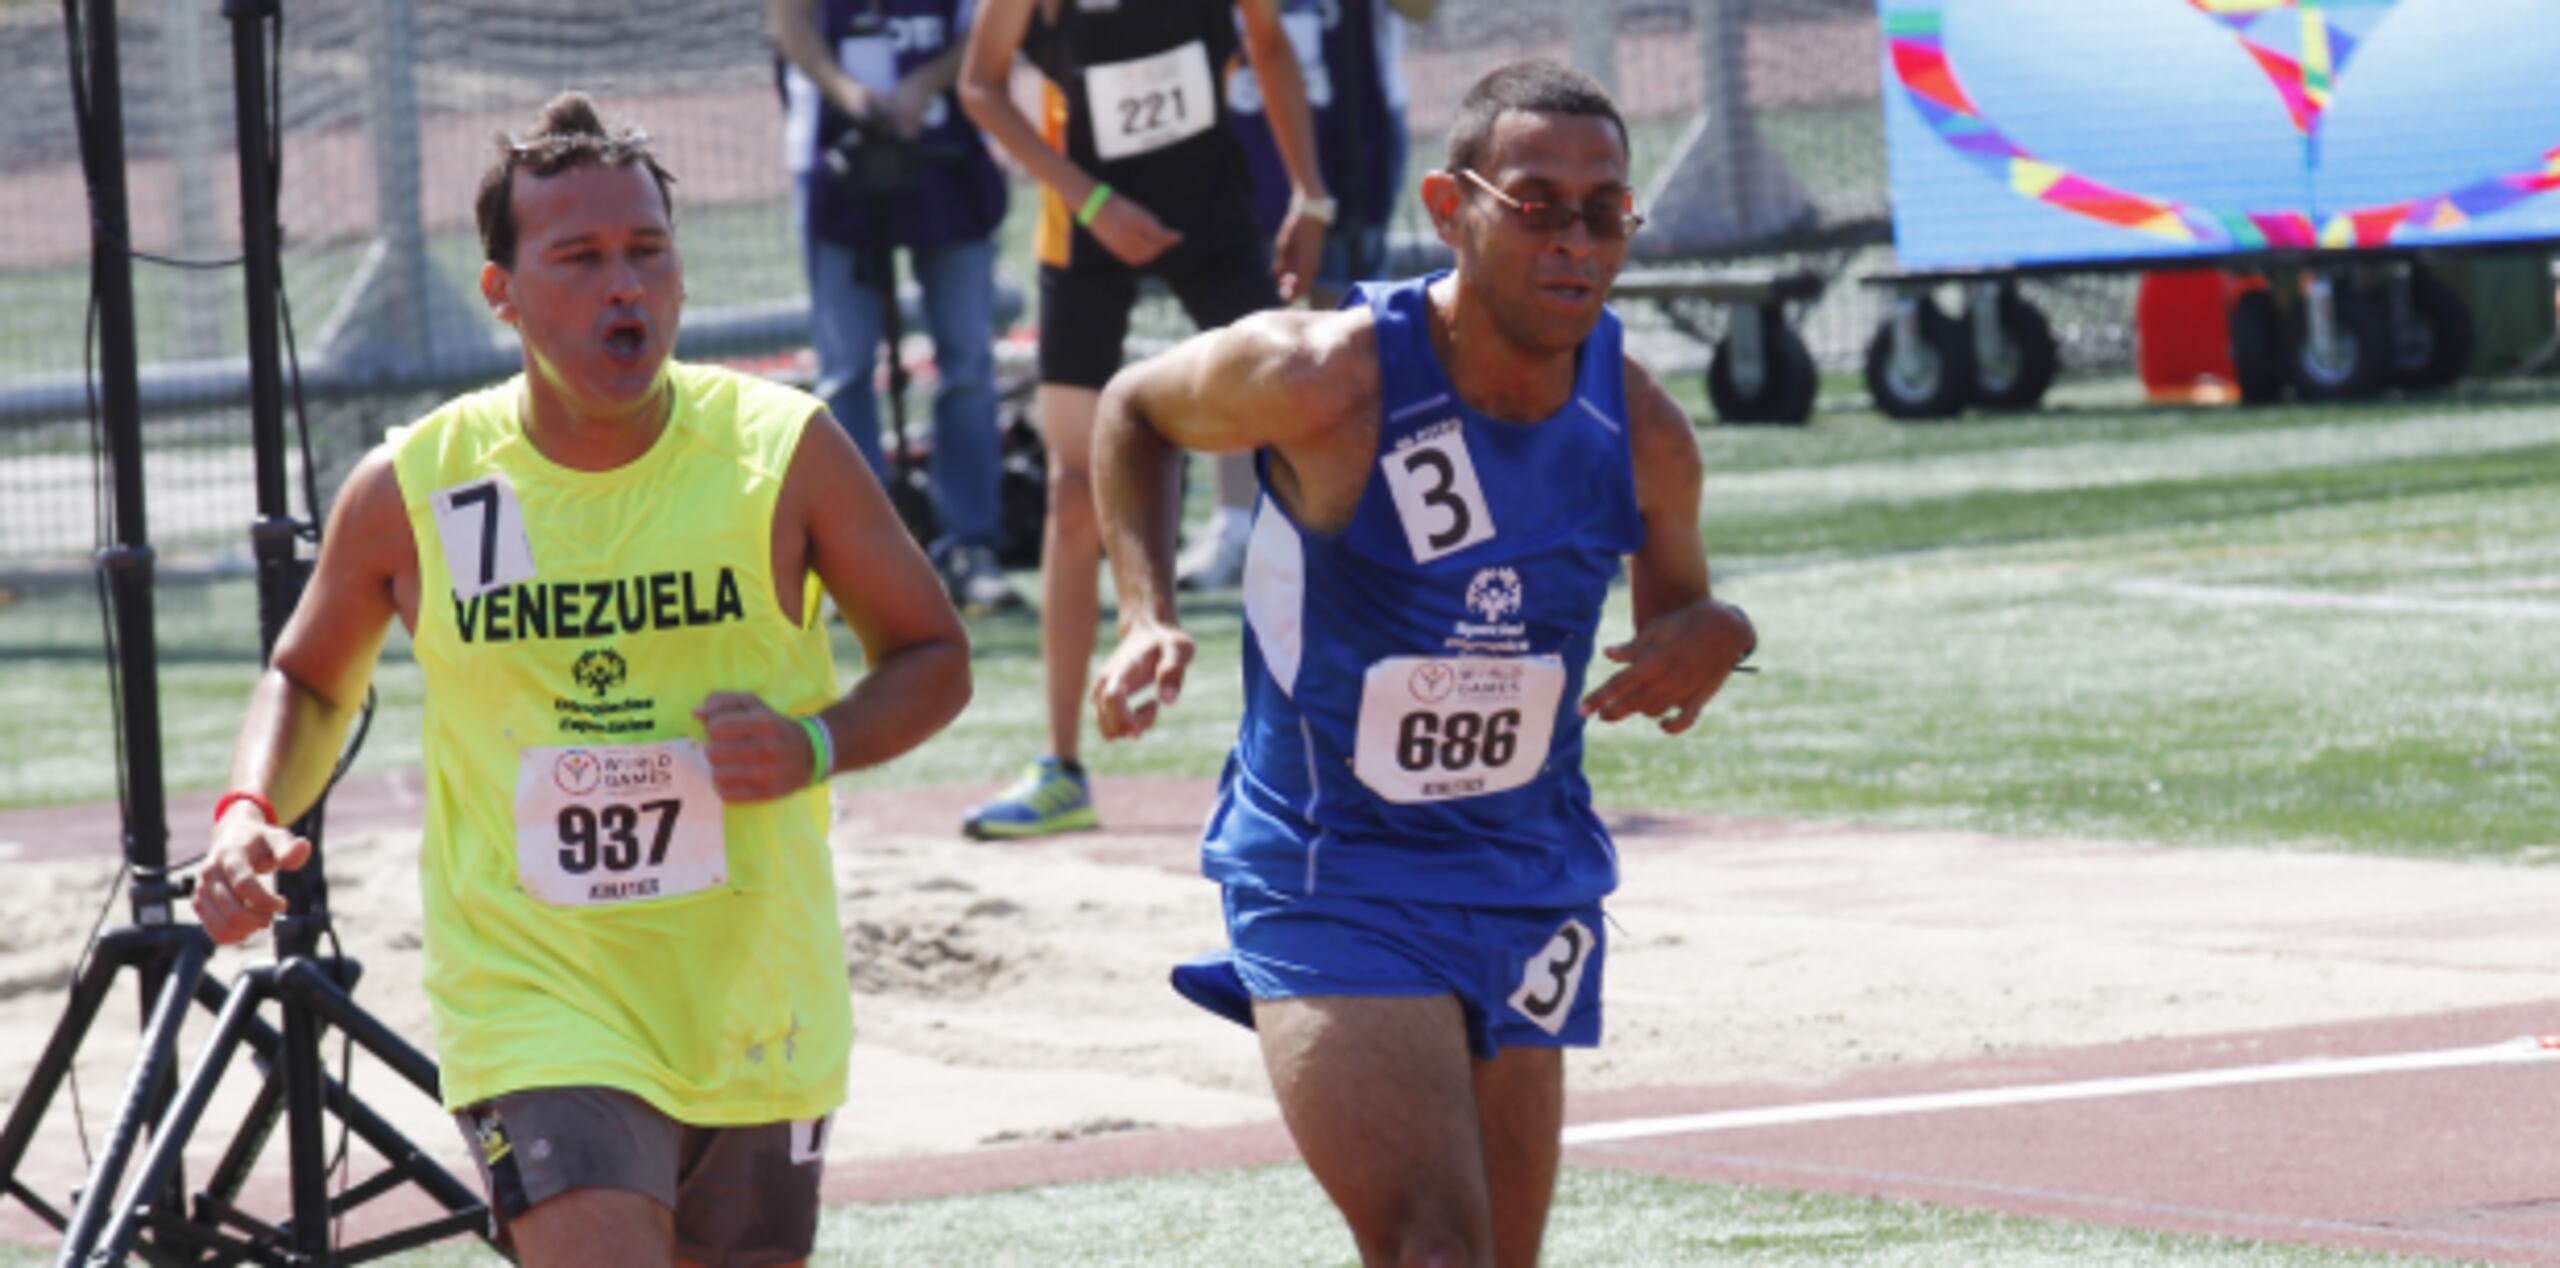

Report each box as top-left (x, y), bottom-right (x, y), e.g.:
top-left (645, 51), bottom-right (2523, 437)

top-left (571, 647), bottom-right (628, 700)
top-left (1407, 661), bottom-right (1456, 704)
top-left (552, 749), bottom-right (601, 796)
top-left (1466, 567), bottom-right (1523, 624)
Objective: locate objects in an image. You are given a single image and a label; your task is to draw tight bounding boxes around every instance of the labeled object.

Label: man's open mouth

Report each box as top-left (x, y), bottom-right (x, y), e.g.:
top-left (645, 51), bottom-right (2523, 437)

top-left (601, 319), bottom-right (648, 358)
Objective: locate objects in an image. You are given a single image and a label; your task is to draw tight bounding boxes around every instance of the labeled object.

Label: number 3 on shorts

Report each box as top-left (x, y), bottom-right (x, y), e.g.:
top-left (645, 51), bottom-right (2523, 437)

top-left (1508, 917), bottom-right (1594, 1036)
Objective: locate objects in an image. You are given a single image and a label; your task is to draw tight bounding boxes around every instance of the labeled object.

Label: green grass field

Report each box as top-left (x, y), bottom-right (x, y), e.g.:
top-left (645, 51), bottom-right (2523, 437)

top-left (0, 1163), bottom-right (2435, 1267)
top-left (5, 375), bottom-right (2555, 849)
top-left (832, 374), bottom-right (2560, 859)
top-left (13, 374), bottom-right (2560, 858)
top-left (2, 374), bottom-right (2551, 1264)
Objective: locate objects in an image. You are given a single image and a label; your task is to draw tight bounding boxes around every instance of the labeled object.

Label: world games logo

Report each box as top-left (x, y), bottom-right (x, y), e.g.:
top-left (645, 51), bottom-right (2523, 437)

top-left (1407, 660), bottom-right (1456, 704)
top-left (552, 749), bottom-right (601, 796)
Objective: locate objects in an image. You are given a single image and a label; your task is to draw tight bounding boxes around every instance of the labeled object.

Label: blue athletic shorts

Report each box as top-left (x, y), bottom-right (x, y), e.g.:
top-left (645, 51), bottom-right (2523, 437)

top-left (1172, 882), bottom-right (1608, 1059)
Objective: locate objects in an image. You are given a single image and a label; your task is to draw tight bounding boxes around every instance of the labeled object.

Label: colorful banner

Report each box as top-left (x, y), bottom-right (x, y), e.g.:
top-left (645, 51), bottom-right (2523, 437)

top-left (1880, 0), bottom-right (2560, 268)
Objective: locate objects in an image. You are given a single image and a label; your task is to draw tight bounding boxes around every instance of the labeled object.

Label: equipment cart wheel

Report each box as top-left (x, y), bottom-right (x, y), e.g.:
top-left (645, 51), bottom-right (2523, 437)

top-left (2389, 265), bottom-right (2474, 392)
top-left (2226, 288), bottom-right (2287, 406)
top-left (1864, 295), bottom-right (1975, 421)
top-left (1967, 283), bottom-right (2058, 412)
top-left (2284, 273), bottom-right (2396, 402)
top-left (1708, 305), bottom-right (1819, 425)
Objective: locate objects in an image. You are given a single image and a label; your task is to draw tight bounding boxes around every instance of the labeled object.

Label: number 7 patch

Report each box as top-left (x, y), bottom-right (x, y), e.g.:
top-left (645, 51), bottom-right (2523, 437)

top-left (432, 474), bottom-right (537, 600)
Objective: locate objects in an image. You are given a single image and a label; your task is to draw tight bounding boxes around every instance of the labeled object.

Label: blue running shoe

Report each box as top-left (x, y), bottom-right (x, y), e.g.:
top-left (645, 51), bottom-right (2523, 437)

top-left (962, 757), bottom-right (1099, 840)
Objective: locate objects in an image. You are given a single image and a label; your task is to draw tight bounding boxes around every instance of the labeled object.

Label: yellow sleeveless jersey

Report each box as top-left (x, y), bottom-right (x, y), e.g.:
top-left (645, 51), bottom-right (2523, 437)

top-left (388, 362), bottom-right (847, 1125)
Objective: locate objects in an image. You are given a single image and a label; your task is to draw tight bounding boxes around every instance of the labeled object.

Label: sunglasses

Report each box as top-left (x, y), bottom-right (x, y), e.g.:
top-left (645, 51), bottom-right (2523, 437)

top-left (1453, 168), bottom-right (1645, 241)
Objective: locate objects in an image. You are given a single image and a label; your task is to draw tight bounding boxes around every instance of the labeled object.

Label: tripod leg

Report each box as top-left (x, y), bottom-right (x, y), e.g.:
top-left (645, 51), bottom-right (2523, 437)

top-left (0, 931), bottom-right (140, 1226)
top-left (274, 963), bottom-right (485, 1218)
top-left (186, 960), bottom-right (290, 1220)
top-left (83, 966), bottom-right (266, 1267)
top-left (202, 1060), bottom-right (286, 1221)
top-left (278, 962), bottom-right (439, 1096)
top-left (52, 934), bottom-right (212, 1268)
top-left (185, 963), bottom-right (489, 1245)
top-left (280, 972), bottom-right (333, 1260)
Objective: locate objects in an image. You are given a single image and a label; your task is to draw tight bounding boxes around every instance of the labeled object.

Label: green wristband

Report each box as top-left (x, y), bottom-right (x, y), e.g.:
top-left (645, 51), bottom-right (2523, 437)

top-left (799, 714), bottom-right (834, 787)
top-left (1076, 182), bottom-right (1113, 228)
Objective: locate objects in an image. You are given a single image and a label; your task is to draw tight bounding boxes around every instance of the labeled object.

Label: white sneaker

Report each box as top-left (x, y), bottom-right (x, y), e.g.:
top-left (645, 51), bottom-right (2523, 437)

top-left (1175, 523), bottom-right (1250, 591)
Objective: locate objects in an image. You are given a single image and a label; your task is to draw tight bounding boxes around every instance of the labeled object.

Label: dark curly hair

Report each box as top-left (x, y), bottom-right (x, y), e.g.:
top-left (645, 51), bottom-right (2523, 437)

top-left (475, 92), bottom-right (677, 267)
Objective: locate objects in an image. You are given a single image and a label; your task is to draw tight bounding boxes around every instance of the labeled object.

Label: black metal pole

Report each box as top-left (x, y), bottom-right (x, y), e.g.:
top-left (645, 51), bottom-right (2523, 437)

top-left (3, 6), bottom-right (208, 1256)
top-left (227, 0), bottom-right (297, 656)
top-left (80, 0), bottom-right (198, 1251)
top-left (222, 1), bottom-right (339, 1260)
top-left (87, 0), bottom-right (173, 927)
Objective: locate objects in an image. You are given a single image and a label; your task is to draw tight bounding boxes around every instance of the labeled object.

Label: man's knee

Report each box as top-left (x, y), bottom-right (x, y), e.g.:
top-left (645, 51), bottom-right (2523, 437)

top-left (508, 1185), bottom-right (674, 1268)
top-left (1046, 465), bottom-right (1092, 515)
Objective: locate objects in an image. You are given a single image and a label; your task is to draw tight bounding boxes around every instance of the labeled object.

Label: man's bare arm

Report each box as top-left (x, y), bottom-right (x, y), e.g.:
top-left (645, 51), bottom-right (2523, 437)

top-left (1236, 0), bottom-right (1329, 299)
top-left (1624, 362), bottom-right (1711, 631)
top-left (796, 410), bottom-right (973, 773)
top-left (702, 410), bottom-right (973, 803)
top-left (960, 0), bottom-right (1096, 210)
top-left (1087, 310), bottom-right (1370, 737)
top-left (236, 449), bottom-right (407, 824)
top-left (1093, 309), bottom-right (1364, 625)
top-left (1579, 358), bottom-right (1755, 733)
top-left (198, 448), bottom-right (408, 941)
top-left (903, 42), bottom-right (969, 102)
top-left (769, 0), bottom-right (881, 122)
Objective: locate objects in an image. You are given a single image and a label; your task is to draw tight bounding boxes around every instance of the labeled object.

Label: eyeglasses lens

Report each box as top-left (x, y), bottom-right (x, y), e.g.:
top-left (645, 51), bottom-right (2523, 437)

top-left (1521, 196), bottom-right (1635, 240)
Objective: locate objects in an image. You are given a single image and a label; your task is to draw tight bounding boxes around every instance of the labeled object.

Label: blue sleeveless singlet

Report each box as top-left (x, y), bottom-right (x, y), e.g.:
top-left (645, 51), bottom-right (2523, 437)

top-left (1202, 272), bottom-right (1645, 908)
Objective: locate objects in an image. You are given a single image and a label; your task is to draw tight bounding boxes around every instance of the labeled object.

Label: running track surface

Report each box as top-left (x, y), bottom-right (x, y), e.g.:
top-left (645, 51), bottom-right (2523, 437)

top-left (4, 776), bottom-right (2557, 1263)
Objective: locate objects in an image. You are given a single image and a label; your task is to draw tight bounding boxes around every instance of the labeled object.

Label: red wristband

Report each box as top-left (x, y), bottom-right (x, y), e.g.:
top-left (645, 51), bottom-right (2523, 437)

top-left (213, 791), bottom-right (277, 827)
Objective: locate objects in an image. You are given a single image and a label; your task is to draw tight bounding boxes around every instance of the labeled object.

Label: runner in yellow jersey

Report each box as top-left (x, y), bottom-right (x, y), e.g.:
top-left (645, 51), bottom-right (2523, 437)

top-left (191, 93), bottom-right (972, 1267)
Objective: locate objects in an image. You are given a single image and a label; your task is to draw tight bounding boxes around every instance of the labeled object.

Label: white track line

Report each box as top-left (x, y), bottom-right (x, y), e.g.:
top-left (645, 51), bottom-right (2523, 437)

top-left (2116, 578), bottom-right (2560, 621)
top-left (1563, 1035), bottom-right (2560, 1146)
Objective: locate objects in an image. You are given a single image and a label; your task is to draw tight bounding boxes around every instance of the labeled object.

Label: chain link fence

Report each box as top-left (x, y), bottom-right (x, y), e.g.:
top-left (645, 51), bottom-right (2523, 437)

top-left (0, 0), bottom-right (2143, 581)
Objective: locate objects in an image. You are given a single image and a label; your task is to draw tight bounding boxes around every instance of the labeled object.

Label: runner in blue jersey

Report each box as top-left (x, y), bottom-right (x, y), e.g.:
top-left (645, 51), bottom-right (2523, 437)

top-left (1087, 60), bottom-right (1756, 1268)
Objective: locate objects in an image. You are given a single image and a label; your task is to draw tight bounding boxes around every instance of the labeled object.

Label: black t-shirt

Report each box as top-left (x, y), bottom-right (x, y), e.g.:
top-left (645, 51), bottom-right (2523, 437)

top-left (1027, 0), bottom-right (1262, 273)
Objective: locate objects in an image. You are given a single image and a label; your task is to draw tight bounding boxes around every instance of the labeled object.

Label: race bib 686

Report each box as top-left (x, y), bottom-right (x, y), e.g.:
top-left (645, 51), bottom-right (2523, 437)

top-left (1352, 656), bottom-right (1564, 804)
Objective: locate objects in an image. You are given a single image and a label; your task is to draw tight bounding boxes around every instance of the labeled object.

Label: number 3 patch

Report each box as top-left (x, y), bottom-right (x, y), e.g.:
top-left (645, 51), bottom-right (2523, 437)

top-left (1508, 918), bottom-right (1595, 1036)
top-left (432, 475), bottom-right (537, 599)
top-left (1381, 424), bottom-right (1495, 564)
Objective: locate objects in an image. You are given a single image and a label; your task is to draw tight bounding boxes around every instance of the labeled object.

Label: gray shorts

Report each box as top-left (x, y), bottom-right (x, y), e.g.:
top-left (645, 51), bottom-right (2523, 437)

top-left (454, 1086), bottom-right (830, 1267)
